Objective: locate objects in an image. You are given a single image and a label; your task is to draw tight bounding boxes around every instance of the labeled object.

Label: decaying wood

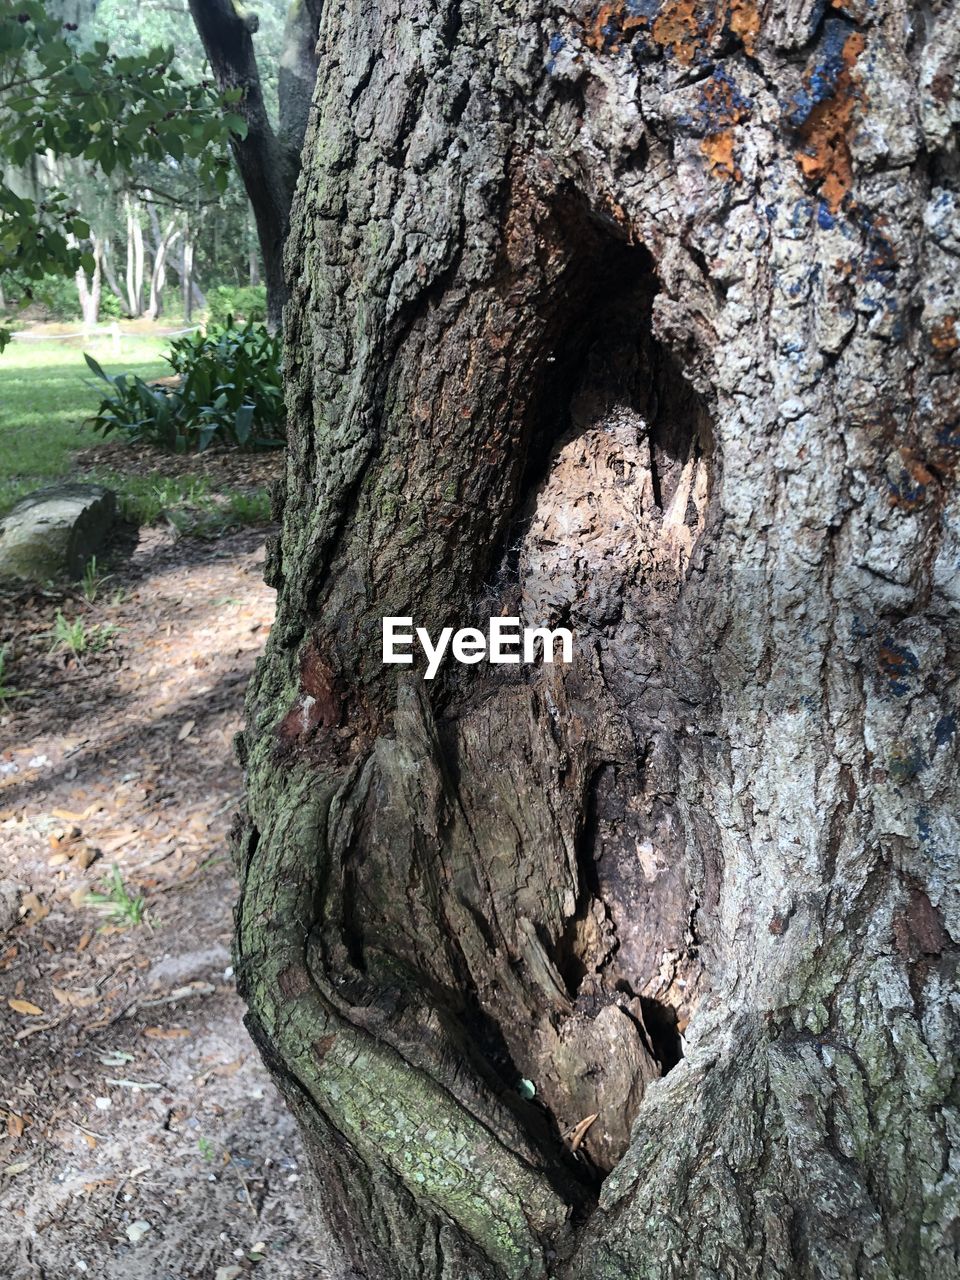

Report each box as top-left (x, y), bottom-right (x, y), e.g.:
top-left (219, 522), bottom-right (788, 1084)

top-left (236, 0), bottom-right (960, 1275)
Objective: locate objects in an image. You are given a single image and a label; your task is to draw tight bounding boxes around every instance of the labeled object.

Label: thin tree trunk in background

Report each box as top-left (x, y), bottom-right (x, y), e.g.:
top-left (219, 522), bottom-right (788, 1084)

top-left (100, 238), bottom-right (125, 309)
top-left (248, 229), bottom-right (260, 288)
top-left (236, 2), bottom-right (960, 1277)
top-left (181, 232), bottom-right (194, 323)
top-left (74, 235), bottom-right (101, 329)
top-left (145, 211), bottom-right (178, 322)
top-left (125, 200), bottom-right (144, 318)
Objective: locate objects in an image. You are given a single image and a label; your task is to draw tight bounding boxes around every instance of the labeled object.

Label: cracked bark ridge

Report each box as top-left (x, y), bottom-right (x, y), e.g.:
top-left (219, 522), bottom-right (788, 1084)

top-left (237, 0), bottom-right (960, 1276)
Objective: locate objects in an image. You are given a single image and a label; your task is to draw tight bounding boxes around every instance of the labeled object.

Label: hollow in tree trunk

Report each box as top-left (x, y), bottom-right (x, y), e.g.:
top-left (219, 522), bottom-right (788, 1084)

top-left (236, 2), bottom-right (960, 1276)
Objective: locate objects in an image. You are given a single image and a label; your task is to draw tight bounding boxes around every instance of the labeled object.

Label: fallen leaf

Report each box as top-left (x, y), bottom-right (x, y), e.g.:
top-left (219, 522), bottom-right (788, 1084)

top-left (18, 893), bottom-right (49, 926)
top-left (52, 987), bottom-right (98, 1009)
top-left (144, 1027), bottom-right (190, 1040)
top-left (101, 832), bottom-right (136, 854)
top-left (563, 1112), bottom-right (599, 1154)
top-left (126, 1220), bottom-right (151, 1243)
top-left (1, 1158), bottom-right (34, 1178)
top-left (14, 1020), bottom-right (60, 1042)
top-left (73, 845), bottom-right (99, 871)
top-left (7, 998), bottom-right (43, 1016)
top-left (5, 1112), bottom-right (27, 1138)
top-left (177, 719), bottom-right (196, 741)
top-left (82, 1177), bottom-right (117, 1193)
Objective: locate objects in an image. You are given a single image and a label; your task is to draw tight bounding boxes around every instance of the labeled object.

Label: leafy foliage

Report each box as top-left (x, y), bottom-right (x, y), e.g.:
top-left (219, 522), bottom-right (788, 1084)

top-left (23, 271), bottom-right (83, 320)
top-left (207, 284), bottom-right (267, 326)
top-left (85, 321), bottom-right (284, 453)
top-left (0, 0), bottom-right (247, 340)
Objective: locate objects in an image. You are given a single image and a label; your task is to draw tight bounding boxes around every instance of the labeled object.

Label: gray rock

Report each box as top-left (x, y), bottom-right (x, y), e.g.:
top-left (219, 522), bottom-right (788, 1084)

top-left (147, 944), bottom-right (232, 989)
top-left (0, 484), bottom-right (117, 582)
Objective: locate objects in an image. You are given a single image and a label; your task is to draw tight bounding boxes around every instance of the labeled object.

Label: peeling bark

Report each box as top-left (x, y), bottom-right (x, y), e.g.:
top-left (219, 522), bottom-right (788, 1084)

top-left (237, 0), bottom-right (960, 1276)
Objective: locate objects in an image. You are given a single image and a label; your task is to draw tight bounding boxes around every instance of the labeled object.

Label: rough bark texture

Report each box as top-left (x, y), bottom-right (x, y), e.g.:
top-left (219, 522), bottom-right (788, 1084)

top-left (236, 1), bottom-right (960, 1276)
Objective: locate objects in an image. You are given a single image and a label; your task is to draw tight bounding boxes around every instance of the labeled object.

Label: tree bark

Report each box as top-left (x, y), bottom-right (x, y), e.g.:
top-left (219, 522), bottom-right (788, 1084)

top-left (125, 198), bottom-right (144, 319)
top-left (181, 230), bottom-right (195, 323)
top-left (145, 206), bottom-right (179, 322)
top-left (187, 0), bottom-right (321, 331)
top-left (74, 233), bottom-right (101, 329)
top-left (236, 1), bottom-right (960, 1277)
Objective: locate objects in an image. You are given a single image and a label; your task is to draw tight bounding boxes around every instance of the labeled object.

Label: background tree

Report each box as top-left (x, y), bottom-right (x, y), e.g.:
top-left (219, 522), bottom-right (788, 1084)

top-left (235, 0), bottom-right (960, 1276)
top-left (0, 0), bottom-right (290, 337)
top-left (186, 0), bottom-right (323, 328)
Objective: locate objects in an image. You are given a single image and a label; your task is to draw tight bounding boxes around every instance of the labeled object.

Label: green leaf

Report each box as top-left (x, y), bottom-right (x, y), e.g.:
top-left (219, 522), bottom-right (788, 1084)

top-left (224, 112), bottom-right (248, 140)
top-left (83, 352), bottom-right (109, 381)
top-left (234, 404), bottom-right (254, 445)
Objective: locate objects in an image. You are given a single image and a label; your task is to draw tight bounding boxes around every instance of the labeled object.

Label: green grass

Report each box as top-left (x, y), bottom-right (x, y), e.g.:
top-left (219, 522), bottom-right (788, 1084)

top-left (84, 471), bottom-right (272, 535)
top-left (87, 865), bottom-right (146, 927)
top-left (0, 335), bottom-right (168, 513)
top-left (0, 333), bottom-right (273, 534)
top-left (48, 609), bottom-right (119, 657)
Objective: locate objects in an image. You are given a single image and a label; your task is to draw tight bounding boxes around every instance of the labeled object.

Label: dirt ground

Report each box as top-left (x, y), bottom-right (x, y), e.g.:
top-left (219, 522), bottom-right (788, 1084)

top-left (0, 522), bottom-right (325, 1280)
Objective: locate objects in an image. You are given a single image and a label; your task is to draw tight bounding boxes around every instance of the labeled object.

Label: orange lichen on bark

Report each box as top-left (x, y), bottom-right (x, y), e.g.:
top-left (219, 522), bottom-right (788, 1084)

top-left (583, 1), bottom-right (649, 51)
top-left (930, 315), bottom-right (958, 355)
top-left (699, 72), bottom-right (749, 181)
top-left (701, 131), bottom-right (741, 180)
top-left (583, 0), bottom-right (761, 61)
top-left (794, 31), bottom-right (866, 211)
top-left (729, 0), bottom-right (760, 56)
top-left (651, 0), bottom-right (701, 64)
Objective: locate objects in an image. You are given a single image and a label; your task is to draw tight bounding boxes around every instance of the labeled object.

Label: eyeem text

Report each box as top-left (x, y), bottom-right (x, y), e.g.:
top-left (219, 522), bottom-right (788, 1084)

top-left (382, 617), bottom-right (574, 680)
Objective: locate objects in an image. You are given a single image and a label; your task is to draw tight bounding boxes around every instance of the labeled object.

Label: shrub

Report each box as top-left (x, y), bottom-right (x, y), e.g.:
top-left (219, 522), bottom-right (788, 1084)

top-left (85, 321), bottom-right (284, 453)
top-left (99, 291), bottom-right (123, 320)
top-left (28, 274), bottom-right (81, 321)
top-left (207, 284), bottom-right (267, 326)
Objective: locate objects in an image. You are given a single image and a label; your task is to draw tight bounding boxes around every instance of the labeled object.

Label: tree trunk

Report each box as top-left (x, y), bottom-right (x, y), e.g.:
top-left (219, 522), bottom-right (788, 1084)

top-left (125, 199), bottom-right (144, 319)
top-left (74, 235), bottom-right (101, 329)
top-left (145, 208), bottom-right (178, 322)
top-left (181, 231), bottom-right (195, 324)
top-left (99, 237), bottom-right (126, 311)
top-left (187, 0), bottom-right (320, 331)
top-left (248, 224), bottom-right (260, 287)
top-left (236, 2), bottom-right (960, 1277)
